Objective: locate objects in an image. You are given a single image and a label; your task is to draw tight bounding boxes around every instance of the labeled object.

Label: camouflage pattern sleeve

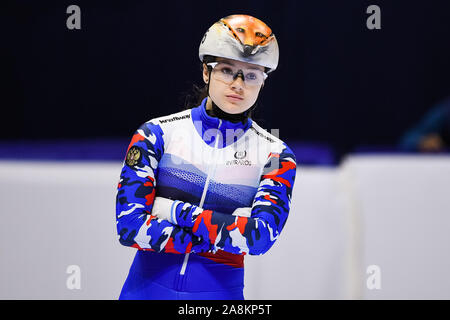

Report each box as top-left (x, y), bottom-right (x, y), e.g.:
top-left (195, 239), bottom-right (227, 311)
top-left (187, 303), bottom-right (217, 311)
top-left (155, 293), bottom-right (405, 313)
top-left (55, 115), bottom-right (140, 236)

top-left (116, 121), bottom-right (211, 254)
top-left (171, 144), bottom-right (297, 255)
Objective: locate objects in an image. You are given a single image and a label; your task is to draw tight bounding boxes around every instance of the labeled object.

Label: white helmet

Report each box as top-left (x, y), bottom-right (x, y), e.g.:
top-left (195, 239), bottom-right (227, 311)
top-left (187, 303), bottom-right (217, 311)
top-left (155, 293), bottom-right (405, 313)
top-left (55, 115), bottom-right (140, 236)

top-left (199, 14), bottom-right (279, 73)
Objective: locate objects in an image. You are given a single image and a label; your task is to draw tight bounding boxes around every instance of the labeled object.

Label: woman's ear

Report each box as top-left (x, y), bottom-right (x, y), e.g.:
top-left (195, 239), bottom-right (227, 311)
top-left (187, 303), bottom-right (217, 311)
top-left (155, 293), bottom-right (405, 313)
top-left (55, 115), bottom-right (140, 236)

top-left (202, 64), bottom-right (209, 84)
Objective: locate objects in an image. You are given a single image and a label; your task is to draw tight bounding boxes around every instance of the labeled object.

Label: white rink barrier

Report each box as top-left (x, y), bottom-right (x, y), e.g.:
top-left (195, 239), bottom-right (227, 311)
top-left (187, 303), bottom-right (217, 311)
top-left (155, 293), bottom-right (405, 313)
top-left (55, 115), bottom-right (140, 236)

top-left (0, 155), bottom-right (449, 299)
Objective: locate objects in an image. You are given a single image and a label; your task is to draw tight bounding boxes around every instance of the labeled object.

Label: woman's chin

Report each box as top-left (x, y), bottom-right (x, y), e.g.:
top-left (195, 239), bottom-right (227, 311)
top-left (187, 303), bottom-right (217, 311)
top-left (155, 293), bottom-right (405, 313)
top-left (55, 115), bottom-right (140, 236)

top-left (219, 102), bottom-right (246, 114)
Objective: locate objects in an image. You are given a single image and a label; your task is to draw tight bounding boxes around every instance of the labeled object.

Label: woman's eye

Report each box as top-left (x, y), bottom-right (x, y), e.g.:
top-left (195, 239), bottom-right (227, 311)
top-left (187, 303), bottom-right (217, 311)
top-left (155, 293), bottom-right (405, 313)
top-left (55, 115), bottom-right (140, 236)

top-left (255, 32), bottom-right (266, 38)
top-left (221, 67), bottom-right (234, 75)
top-left (246, 73), bottom-right (258, 80)
top-left (237, 27), bottom-right (245, 33)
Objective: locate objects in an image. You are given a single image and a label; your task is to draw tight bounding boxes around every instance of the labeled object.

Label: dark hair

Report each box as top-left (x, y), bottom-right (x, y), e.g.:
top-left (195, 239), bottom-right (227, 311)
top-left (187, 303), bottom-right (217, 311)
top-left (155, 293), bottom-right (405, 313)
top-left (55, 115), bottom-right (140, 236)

top-left (182, 82), bottom-right (208, 110)
top-left (182, 55), bottom-right (215, 110)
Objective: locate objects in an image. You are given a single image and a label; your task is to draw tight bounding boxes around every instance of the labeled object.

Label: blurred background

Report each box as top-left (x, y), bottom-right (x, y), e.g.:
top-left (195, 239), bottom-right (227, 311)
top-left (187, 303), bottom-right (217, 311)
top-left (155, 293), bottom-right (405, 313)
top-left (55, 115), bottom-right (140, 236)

top-left (1, 0), bottom-right (450, 300)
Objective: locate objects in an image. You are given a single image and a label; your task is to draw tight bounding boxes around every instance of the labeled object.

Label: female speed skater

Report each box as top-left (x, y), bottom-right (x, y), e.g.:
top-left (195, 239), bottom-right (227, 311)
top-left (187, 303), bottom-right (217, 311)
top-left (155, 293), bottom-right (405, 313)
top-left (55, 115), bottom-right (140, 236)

top-left (116, 14), bottom-right (297, 300)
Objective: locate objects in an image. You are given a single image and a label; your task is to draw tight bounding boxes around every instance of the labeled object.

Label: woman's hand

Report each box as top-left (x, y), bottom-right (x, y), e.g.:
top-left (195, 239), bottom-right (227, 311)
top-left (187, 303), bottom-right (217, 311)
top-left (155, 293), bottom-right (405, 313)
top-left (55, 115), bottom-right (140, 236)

top-left (151, 196), bottom-right (176, 222)
top-left (232, 207), bottom-right (252, 218)
top-left (152, 196), bottom-right (253, 224)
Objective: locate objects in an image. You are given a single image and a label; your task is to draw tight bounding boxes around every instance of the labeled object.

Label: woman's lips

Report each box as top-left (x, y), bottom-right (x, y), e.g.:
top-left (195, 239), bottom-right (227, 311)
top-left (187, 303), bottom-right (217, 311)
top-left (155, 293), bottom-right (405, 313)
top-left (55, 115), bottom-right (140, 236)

top-left (226, 94), bottom-right (243, 102)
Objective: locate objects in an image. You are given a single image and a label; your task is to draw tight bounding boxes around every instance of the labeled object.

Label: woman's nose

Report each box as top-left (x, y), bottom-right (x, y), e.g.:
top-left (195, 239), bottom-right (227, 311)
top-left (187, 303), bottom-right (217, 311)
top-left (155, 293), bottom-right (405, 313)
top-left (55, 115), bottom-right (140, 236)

top-left (231, 76), bottom-right (245, 91)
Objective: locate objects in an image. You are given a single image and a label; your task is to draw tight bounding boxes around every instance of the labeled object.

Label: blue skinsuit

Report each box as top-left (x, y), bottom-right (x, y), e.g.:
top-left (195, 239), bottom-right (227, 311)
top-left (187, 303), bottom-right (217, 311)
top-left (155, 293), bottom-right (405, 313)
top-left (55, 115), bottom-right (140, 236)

top-left (116, 98), bottom-right (297, 299)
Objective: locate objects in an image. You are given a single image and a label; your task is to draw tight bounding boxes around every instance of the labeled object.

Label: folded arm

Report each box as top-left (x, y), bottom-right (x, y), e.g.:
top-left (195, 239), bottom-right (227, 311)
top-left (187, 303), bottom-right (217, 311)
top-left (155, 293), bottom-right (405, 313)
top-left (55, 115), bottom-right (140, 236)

top-left (153, 145), bottom-right (297, 255)
top-left (116, 121), bottom-right (212, 254)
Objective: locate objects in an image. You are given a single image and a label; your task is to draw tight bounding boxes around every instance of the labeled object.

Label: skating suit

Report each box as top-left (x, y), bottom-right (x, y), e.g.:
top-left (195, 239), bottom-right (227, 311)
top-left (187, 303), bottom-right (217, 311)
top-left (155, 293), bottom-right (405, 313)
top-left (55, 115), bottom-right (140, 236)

top-left (116, 98), bottom-right (297, 299)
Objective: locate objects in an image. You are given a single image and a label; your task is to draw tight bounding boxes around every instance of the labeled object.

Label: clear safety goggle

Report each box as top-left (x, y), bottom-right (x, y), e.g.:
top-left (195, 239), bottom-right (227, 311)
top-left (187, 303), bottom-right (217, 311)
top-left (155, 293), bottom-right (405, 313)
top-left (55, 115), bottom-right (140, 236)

top-left (207, 62), bottom-right (268, 87)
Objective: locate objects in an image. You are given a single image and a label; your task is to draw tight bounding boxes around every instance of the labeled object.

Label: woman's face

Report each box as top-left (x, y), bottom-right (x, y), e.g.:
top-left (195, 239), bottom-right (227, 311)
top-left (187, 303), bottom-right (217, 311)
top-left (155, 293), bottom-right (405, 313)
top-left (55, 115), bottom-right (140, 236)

top-left (203, 57), bottom-right (265, 114)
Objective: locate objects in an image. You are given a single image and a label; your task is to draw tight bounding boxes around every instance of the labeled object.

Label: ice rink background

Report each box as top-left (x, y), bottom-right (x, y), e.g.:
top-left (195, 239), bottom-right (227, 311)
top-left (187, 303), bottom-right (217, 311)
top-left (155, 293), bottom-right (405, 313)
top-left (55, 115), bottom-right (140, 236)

top-left (3, 0), bottom-right (450, 300)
